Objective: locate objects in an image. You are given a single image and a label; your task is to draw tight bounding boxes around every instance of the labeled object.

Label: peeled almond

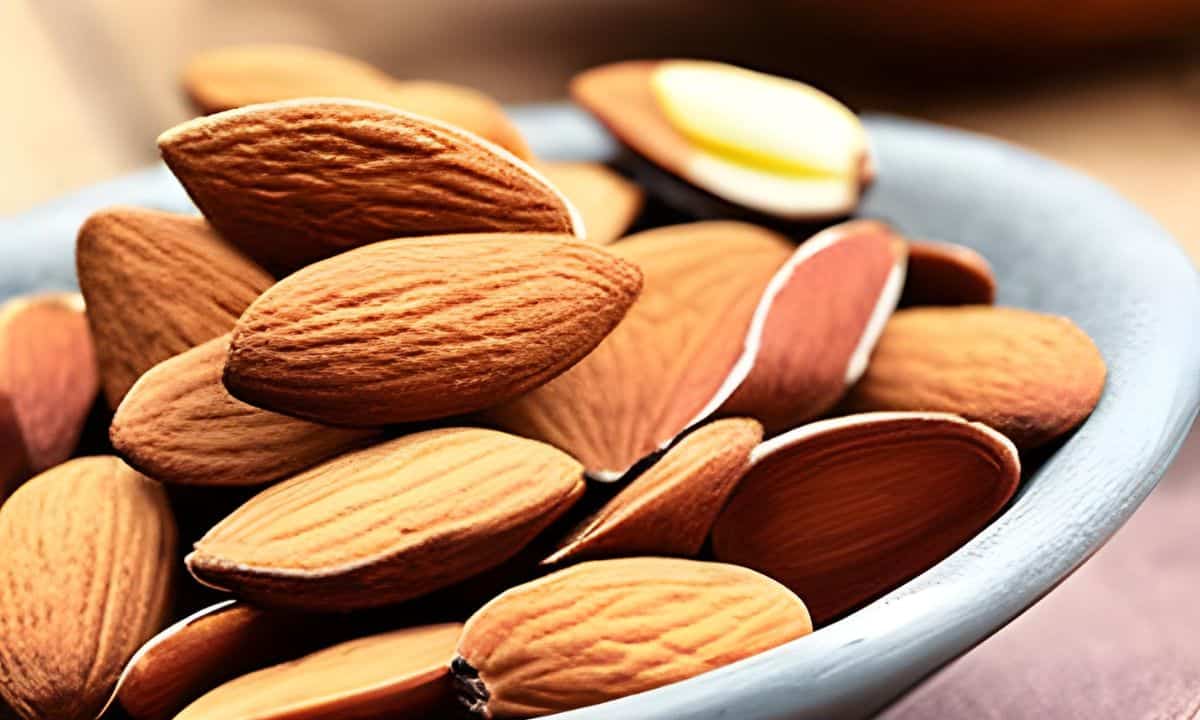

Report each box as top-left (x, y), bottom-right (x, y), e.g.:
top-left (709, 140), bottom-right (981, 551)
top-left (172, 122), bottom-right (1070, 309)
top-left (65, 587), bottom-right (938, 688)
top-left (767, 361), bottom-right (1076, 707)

top-left (76, 207), bottom-right (273, 407)
top-left (0, 293), bottom-right (97, 500)
top-left (159, 99), bottom-right (579, 274)
top-left (111, 335), bottom-right (377, 486)
top-left (187, 428), bottom-right (585, 611)
top-left (224, 234), bottom-right (642, 427)
top-left (720, 220), bottom-right (906, 432)
top-left (175, 623), bottom-right (462, 720)
top-left (900, 240), bottom-right (996, 307)
top-left (712, 412), bottom-right (1020, 623)
top-left (182, 44), bottom-right (531, 158)
top-left (454, 558), bottom-right (812, 718)
top-left (536, 161), bottom-right (644, 244)
top-left (545, 418), bottom-right (763, 565)
top-left (843, 306), bottom-right (1107, 448)
top-left (572, 60), bottom-right (868, 221)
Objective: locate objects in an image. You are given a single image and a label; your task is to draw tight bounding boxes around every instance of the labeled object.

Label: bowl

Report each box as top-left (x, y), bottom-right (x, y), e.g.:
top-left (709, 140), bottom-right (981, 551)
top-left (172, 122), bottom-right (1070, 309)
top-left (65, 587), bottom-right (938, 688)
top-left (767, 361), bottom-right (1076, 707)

top-left (3, 105), bottom-right (1199, 719)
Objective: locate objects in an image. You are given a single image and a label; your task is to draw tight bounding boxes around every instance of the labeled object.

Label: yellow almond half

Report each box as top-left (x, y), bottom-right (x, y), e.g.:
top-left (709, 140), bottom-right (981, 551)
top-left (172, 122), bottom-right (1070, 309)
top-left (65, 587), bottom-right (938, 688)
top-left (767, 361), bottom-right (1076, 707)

top-left (544, 418), bottom-right (763, 565)
top-left (454, 557), bottom-right (812, 719)
top-left (223, 234), bottom-right (642, 427)
top-left (572, 60), bottom-right (868, 220)
top-left (900, 239), bottom-right (997, 307)
top-left (182, 43), bottom-right (531, 158)
top-left (186, 428), bottom-right (585, 611)
top-left (0, 457), bottom-right (175, 720)
top-left (843, 306), bottom-right (1107, 448)
top-left (175, 623), bottom-right (462, 720)
top-left (76, 207), bottom-right (273, 408)
top-left (0, 293), bottom-right (97, 500)
top-left (536, 161), bottom-right (645, 244)
top-left (111, 335), bottom-right (378, 487)
top-left (712, 412), bottom-right (1020, 624)
top-left (158, 99), bottom-right (581, 275)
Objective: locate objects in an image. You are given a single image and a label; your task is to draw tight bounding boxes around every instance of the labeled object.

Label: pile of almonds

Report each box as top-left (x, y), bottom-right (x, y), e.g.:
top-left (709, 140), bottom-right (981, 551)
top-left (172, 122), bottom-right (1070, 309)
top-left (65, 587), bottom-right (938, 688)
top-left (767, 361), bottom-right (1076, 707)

top-left (0, 46), bottom-right (1107, 720)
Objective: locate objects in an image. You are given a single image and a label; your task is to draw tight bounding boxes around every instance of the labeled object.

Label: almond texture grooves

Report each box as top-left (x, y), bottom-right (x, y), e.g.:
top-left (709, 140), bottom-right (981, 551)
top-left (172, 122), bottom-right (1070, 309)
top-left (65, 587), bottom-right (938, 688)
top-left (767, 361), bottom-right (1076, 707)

top-left (223, 234), bottom-right (642, 426)
top-left (76, 207), bottom-right (273, 408)
top-left (900, 239), bottom-right (996, 307)
top-left (454, 557), bottom-right (812, 718)
top-left (158, 99), bottom-right (581, 274)
top-left (712, 412), bottom-right (1020, 623)
top-left (0, 457), bottom-right (176, 720)
top-left (186, 428), bottom-right (585, 611)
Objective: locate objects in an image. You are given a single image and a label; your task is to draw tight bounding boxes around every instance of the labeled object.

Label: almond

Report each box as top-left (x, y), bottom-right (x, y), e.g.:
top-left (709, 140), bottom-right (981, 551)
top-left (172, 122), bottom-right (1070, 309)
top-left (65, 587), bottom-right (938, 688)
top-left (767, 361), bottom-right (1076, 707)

top-left (176, 623), bottom-right (462, 720)
top-left (712, 412), bottom-right (1020, 623)
top-left (454, 557), bottom-right (812, 718)
top-left (187, 428), bottom-right (585, 611)
top-left (572, 60), bottom-right (868, 221)
top-left (111, 335), bottom-right (377, 486)
top-left (158, 99), bottom-right (580, 274)
top-left (719, 220), bottom-right (906, 432)
top-left (223, 234), bottom-right (641, 426)
top-left (76, 207), bottom-right (273, 408)
top-left (182, 43), bottom-right (531, 158)
top-left (843, 306), bottom-right (1107, 448)
top-left (900, 239), bottom-right (996, 307)
top-left (536, 161), bottom-right (644, 244)
top-left (544, 418), bottom-right (762, 565)
top-left (0, 293), bottom-right (97, 500)
top-left (0, 456), bottom-right (176, 720)
top-left (486, 221), bottom-right (793, 479)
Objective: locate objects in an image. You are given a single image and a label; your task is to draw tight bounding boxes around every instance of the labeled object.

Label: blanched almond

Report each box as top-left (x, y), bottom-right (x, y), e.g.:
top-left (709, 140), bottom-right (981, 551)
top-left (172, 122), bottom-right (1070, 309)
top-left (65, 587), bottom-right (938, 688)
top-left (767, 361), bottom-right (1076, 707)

top-left (900, 239), bottom-right (996, 307)
top-left (536, 161), bottom-right (643, 244)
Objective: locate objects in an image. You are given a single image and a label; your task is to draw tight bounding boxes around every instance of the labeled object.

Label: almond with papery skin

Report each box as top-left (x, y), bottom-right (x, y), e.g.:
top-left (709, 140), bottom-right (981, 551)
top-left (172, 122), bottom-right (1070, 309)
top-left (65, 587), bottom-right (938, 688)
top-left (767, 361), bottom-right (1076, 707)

top-left (0, 457), bottom-right (175, 720)
top-left (900, 240), bottom-right (996, 307)
top-left (486, 221), bottom-right (792, 479)
top-left (182, 44), bottom-right (531, 158)
top-left (719, 220), bottom-right (906, 433)
top-left (454, 557), bottom-right (812, 718)
top-left (158, 99), bottom-right (579, 274)
top-left (176, 623), bottom-right (462, 720)
top-left (111, 335), bottom-right (377, 486)
top-left (544, 418), bottom-right (762, 565)
top-left (537, 161), bottom-right (644, 244)
top-left (712, 412), bottom-right (1019, 623)
top-left (223, 234), bottom-right (641, 426)
top-left (76, 207), bottom-right (273, 408)
top-left (572, 60), bottom-right (868, 221)
top-left (187, 428), bottom-right (585, 611)
top-left (0, 293), bottom-right (97, 500)
top-left (843, 306), bottom-right (1106, 448)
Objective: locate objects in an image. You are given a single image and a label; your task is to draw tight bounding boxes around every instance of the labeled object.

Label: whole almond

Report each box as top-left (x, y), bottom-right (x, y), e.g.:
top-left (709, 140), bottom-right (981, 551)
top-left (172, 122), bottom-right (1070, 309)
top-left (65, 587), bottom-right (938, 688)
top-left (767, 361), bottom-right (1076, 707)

top-left (187, 428), bottom-right (585, 611)
top-left (454, 557), bottom-right (812, 718)
top-left (158, 99), bottom-right (581, 274)
top-left (712, 412), bottom-right (1020, 623)
top-left (76, 207), bottom-right (273, 407)
top-left (0, 457), bottom-right (176, 720)
top-left (536, 161), bottom-right (644, 244)
top-left (544, 418), bottom-right (763, 565)
top-left (0, 293), bottom-right (97, 500)
top-left (900, 239), bottom-right (996, 307)
top-left (223, 233), bottom-right (641, 427)
top-left (111, 335), bottom-right (377, 486)
top-left (843, 306), bottom-right (1107, 448)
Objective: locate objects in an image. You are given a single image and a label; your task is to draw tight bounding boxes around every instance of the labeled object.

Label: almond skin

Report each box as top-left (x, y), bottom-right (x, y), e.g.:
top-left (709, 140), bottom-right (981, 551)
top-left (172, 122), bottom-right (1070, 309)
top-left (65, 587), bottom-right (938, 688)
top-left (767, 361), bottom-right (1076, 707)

top-left (111, 335), bottom-right (378, 486)
top-left (76, 207), bottom-right (273, 408)
top-left (544, 418), bottom-right (762, 565)
top-left (900, 239), bottom-right (996, 307)
top-left (454, 557), bottom-right (812, 718)
top-left (158, 99), bottom-right (580, 274)
top-left (187, 428), bottom-right (585, 611)
top-left (223, 233), bottom-right (641, 427)
top-left (0, 293), bottom-right (97, 500)
top-left (712, 412), bottom-right (1020, 623)
top-left (843, 306), bottom-right (1107, 448)
top-left (536, 161), bottom-right (644, 244)
top-left (0, 457), bottom-right (176, 720)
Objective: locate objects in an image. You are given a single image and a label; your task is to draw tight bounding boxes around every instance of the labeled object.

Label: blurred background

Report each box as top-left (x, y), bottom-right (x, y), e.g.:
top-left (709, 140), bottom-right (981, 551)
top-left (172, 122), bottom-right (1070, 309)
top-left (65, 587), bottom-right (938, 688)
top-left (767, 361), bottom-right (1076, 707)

top-left (3, 2), bottom-right (1200, 717)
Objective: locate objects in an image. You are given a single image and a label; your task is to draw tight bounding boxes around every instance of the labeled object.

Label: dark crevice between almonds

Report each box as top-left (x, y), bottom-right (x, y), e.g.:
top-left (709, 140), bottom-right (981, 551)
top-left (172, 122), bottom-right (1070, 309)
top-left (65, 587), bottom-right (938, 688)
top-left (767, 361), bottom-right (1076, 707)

top-left (451, 656), bottom-right (491, 718)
